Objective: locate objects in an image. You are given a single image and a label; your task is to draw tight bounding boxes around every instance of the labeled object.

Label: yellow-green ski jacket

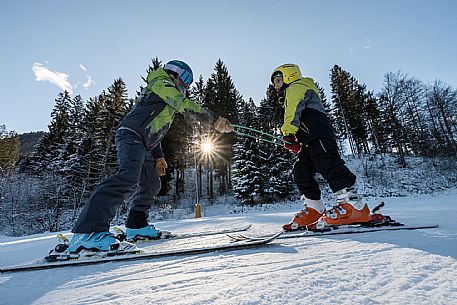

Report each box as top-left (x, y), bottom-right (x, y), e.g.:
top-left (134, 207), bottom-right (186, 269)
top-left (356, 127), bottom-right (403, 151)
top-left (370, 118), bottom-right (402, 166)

top-left (118, 68), bottom-right (218, 149)
top-left (281, 77), bottom-right (336, 144)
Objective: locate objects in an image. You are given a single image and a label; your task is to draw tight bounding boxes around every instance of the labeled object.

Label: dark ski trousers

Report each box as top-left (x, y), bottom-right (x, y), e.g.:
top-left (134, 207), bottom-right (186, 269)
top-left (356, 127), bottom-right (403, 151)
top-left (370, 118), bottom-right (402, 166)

top-left (293, 139), bottom-right (356, 201)
top-left (72, 129), bottom-right (161, 233)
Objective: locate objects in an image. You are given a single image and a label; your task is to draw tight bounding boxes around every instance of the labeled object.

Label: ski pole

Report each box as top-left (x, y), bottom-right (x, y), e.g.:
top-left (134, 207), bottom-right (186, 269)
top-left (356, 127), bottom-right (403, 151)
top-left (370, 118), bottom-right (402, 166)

top-left (232, 129), bottom-right (284, 145)
top-left (230, 124), bottom-right (291, 144)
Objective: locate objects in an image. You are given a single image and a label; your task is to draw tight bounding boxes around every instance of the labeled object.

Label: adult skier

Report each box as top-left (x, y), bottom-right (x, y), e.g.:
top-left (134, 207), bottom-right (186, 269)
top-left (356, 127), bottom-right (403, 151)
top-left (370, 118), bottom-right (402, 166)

top-left (66, 60), bottom-right (234, 253)
top-left (270, 64), bottom-right (371, 231)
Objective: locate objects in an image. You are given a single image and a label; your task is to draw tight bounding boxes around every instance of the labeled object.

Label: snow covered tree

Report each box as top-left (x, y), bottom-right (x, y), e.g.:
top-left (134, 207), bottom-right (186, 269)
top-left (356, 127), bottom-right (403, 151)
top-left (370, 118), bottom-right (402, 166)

top-left (62, 95), bottom-right (90, 209)
top-left (76, 79), bottom-right (129, 195)
top-left (257, 86), bottom-right (295, 200)
top-left (232, 139), bottom-right (263, 205)
top-left (231, 98), bottom-right (263, 204)
top-left (23, 91), bottom-right (72, 174)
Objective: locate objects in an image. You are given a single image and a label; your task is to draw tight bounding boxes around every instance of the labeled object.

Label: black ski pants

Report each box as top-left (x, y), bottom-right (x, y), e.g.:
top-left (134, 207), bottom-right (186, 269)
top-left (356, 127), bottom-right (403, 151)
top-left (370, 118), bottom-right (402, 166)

top-left (72, 129), bottom-right (161, 233)
top-left (293, 139), bottom-right (356, 200)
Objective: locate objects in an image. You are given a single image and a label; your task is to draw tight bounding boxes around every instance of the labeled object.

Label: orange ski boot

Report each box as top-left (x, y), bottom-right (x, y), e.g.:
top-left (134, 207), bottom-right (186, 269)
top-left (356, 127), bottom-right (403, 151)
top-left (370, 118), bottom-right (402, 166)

top-left (322, 188), bottom-right (371, 226)
top-left (283, 198), bottom-right (325, 231)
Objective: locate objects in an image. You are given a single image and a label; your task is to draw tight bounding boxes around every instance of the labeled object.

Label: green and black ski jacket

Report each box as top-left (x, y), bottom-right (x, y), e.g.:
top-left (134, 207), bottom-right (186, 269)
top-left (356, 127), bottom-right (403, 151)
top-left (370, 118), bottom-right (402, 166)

top-left (118, 68), bottom-right (218, 150)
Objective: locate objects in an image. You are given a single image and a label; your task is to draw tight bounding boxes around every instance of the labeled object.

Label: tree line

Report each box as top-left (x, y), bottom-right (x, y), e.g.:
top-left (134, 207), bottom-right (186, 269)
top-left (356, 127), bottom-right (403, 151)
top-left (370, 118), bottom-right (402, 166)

top-left (0, 61), bottom-right (456, 235)
top-left (330, 66), bottom-right (457, 165)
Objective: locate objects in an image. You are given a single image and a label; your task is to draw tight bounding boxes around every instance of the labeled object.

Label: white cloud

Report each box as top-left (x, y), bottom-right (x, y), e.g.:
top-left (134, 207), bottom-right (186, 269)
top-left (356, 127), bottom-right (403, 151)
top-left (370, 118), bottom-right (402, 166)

top-left (79, 64), bottom-right (95, 89)
top-left (82, 75), bottom-right (95, 89)
top-left (349, 38), bottom-right (372, 54)
top-left (32, 62), bottom-right (73, 94)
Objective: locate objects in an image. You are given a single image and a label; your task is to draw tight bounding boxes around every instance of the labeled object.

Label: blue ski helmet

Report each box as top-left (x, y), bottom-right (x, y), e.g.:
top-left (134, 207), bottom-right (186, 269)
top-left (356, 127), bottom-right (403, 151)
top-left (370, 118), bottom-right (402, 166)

top-left (164, 60), bottom-right (193, 86)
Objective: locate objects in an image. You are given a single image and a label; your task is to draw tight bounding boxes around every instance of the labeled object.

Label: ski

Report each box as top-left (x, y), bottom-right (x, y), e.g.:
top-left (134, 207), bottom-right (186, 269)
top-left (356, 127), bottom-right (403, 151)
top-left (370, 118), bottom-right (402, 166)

top-left (227, 231), bottom-right (283, 242)
top-left (43, 224), bottom-right (253, 263)
top-left (112, 224), bottom-right (252, 242)
top-left (0, 231), bottom-right (282, 273)
top-left (280, 224), bottom-right (439, 239)
top-left (227, 225), bottom-right (438, 241)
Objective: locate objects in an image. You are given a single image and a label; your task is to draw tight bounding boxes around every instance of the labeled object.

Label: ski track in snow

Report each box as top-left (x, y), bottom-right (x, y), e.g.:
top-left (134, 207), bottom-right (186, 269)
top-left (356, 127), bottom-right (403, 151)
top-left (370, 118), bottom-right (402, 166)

top-left (1, 190), bottom-right (457, 305)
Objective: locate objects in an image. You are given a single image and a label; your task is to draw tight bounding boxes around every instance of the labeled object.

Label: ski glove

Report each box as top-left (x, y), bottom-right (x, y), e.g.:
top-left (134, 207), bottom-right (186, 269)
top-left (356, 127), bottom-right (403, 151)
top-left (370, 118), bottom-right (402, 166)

top-left (214, 117), bottom-right (234, 133)
top-left (283, 135), bottom-right (301, 154)
top-left (156, 157), bottom-right (168, 176)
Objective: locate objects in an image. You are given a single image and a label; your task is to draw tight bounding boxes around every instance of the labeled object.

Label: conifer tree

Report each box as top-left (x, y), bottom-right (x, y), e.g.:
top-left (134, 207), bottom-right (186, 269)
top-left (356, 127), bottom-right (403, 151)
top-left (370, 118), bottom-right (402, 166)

top-left (0, 126), bottom-right (20, 176)
top-left (330, 65), bottom-right (356, 154)
top-left (364, 91), bottom-right (387, 153)
top-left (87, 79), bottom-right (129, 182)
top-left (60, 95), bottom-right (85, 175)
top-left (203, 59), bottom-right (240, 194)
top-left (256, 86), bottom-right (295, 200)
top-left (330, 65), bottom-right (376, 155)
top-left (189, 75), bottom-right (210, 198)
top-left (24, 91), bottom-right (72, 174)
top-left (350, 82), bottom-right (371, 154)
top-left (316, 82), bottom-right (339, 134)
top-left (75, 96), bottom-right (105, 193)
top-left (69, 79), bottom-right (129, 200)
top-left (63, 95), bottom-right (90, 208)
top-left (231, 98), bottom-right (263, 204)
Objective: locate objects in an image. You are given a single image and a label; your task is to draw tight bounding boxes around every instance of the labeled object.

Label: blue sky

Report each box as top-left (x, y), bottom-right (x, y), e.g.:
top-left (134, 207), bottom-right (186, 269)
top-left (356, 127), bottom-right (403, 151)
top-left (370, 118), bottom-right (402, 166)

top-left (1, 0), bottom-right (456, 133)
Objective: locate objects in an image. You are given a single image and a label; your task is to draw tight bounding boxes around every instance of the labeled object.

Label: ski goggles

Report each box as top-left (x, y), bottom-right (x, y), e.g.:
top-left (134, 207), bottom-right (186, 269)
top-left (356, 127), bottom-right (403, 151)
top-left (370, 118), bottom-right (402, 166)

top-left (164, 63), bottom-right (193, 86)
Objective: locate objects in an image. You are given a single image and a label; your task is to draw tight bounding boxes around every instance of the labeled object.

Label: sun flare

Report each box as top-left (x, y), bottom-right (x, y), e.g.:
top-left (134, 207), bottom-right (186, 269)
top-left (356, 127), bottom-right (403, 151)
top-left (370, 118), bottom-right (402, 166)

top-left (201, 141), bottom-right (213, 153)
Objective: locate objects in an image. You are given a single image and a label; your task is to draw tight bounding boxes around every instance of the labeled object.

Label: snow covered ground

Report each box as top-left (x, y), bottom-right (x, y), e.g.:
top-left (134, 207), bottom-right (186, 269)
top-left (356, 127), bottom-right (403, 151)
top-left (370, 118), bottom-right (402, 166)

top-left (1, 190), bottom-right (456, 305)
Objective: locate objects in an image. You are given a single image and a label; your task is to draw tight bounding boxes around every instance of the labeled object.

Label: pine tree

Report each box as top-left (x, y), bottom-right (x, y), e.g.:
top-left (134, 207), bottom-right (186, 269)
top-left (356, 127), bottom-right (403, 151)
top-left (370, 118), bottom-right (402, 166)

top-left (0, 126), bottom-right (20, 176)
top-left (75, 96), bottom-right (105, 193)
top-left (364, 91), bottom-right (387, 153)
top-left (351, 82), bottom-right (371, 154)
top-left (256, 86), bottom-right (295, 201)
top-left (330, 65), bottom-right (356, 154)
top-left (231, 99), bottom-right (263, 204)
top-left (316, 82), bottom-right (339, 134)
top-left (63, 95), bottom-right (89, 209)
top-left (330, 65), bottom-right (377, 155)
top-left (23, 91), bottom-right (72, 174)
top-left (202, 59), bottom-right (240, 194)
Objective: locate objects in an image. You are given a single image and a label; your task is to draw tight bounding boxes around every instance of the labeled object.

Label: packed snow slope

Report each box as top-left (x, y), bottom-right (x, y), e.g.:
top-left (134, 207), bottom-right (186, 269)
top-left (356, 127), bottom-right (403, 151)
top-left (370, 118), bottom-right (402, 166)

top-left (1, 190), bottom-right (456, 305)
